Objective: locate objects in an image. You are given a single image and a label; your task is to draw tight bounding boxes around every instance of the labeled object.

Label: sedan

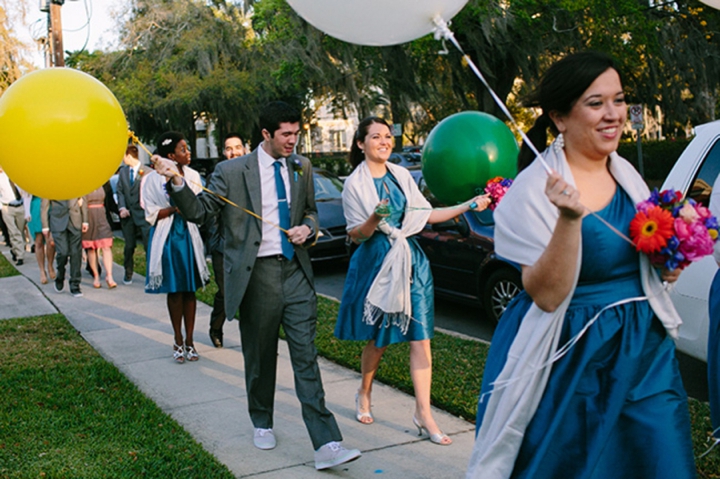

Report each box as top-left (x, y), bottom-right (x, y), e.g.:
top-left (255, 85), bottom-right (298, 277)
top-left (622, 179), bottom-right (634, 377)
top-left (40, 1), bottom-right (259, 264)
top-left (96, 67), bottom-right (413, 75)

top-left (310, 168), bottom-right (349, 262)
top-left (410, 168), bottom-right (523, 322)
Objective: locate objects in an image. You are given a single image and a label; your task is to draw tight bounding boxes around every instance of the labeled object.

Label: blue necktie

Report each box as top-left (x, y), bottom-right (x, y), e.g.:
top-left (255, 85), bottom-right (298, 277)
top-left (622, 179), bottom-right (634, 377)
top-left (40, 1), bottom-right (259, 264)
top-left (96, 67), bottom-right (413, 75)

top-left (273, 161), bottom-right (294, 260)
top-left (130, 168), bottom-right (135, 186)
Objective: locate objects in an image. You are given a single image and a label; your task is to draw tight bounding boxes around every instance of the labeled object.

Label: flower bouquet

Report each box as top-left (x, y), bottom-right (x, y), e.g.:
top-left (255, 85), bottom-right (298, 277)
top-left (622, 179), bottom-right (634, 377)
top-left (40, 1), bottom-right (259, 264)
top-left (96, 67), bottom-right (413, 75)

top-left (484, 177), bottom-right (513, 211)
top-left (629, 188), bottom-right (719, 270)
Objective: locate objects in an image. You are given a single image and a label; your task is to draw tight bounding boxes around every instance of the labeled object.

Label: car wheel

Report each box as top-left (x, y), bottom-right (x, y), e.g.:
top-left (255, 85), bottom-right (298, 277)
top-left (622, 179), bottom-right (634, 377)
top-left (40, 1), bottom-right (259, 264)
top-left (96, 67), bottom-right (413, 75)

top-left (483, 268), bottom-right (522, 323)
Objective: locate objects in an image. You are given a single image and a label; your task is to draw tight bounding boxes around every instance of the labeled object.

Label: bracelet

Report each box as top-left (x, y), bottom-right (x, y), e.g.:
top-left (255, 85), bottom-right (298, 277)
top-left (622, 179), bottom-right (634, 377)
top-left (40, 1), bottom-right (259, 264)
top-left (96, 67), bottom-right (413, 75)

top-left (355, 227), bottom-right (370, 243)
top-left (468, 201), bottom-right (478, 210)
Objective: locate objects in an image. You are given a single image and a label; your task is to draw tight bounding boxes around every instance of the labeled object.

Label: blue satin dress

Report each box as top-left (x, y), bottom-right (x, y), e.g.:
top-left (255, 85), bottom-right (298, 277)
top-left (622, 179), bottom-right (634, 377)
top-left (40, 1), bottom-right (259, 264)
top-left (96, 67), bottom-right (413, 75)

top-left (709, 271), bottom-right (720, 439)
top-left (334, 171), bottom-right (434, 348)
top-left (476, 187), bottom-right (696, 478)
top-left (145, 202), bottom-right (201, 294)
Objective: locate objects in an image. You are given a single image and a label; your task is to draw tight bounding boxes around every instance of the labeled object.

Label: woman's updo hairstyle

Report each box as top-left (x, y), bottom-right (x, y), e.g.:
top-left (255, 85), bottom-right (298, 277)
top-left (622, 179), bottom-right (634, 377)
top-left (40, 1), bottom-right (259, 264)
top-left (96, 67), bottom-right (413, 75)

top-left (517, 51), bottom-right (620, 172)
top-left (348, 117), bottom-right (392, 171)
top-left (156, 131), bottom-right (185, 160)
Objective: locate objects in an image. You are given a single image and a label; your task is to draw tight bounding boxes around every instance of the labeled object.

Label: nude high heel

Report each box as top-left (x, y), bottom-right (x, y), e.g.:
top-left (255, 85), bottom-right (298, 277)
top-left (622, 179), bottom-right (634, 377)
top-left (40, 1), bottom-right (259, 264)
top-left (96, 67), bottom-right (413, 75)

top-left (413, 415), bottom-right (452, 446)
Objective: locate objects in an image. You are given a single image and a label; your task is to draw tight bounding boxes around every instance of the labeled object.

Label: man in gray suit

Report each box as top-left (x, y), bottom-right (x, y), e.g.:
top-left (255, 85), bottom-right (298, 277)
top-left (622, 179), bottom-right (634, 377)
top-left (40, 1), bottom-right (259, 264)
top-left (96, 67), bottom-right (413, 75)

top-left (155, 102), bottom-right (360, 470)
top-left (116, 144), bottom-right (150, 284)
top-left (41, 198), bottom-right (88, 297)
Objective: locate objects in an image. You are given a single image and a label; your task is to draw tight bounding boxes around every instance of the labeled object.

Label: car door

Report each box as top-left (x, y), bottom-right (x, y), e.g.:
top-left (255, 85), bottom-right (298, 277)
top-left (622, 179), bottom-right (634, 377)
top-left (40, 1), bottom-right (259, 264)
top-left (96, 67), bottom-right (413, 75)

top-left (662, 122), bottom-right (720, 361)
top-left (415, 213), bottom-right (483, 299)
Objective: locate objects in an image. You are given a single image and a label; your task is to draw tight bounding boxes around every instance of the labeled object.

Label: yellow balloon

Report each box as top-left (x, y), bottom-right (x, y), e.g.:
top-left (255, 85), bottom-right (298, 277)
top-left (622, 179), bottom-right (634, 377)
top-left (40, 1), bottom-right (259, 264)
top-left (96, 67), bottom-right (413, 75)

top-left (0, 68), bottom-right (127, 200)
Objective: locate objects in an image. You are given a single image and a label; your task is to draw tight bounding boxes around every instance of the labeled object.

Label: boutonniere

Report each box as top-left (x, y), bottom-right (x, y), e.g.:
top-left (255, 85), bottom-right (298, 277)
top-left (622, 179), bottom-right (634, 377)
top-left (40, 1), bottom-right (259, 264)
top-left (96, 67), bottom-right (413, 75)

top-left (137, 168), bottom-right (145, 177)
top-left (291, 158), bottom-right (303, 182)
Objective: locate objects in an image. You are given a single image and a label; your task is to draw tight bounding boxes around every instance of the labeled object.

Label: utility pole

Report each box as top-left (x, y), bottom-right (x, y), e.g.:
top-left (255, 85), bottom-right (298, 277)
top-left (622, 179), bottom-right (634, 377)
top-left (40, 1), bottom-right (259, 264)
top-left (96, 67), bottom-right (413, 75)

top-left (49, 0), bottom-right (65, 67)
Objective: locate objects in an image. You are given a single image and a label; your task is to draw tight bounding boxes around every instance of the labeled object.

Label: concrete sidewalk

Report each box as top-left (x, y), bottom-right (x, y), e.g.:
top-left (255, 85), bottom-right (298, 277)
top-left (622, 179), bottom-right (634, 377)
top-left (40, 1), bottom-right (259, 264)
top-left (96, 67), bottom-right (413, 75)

top-left (1, 244), bottom-right (477, 478)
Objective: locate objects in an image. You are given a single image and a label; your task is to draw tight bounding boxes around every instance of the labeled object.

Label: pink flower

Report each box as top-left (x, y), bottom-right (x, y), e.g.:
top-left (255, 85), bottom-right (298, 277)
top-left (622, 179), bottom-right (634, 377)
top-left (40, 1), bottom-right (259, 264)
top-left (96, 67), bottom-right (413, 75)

top-left (677, 220), bottom-right (715, 261)
top-left (695, 204), bottom-right (712, 220)
top-left (636, 200), bottom-right (656, 214)
top-left (678, 203), bottom-right (699, 223)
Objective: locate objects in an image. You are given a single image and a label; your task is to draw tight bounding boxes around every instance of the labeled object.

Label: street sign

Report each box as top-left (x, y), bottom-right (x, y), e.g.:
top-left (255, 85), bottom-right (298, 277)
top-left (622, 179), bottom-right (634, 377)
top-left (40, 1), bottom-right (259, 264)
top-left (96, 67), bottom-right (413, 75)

top-left (630, 104), bottom-right (643, 130)
top-left (392, 123), bottom-right (402, 137)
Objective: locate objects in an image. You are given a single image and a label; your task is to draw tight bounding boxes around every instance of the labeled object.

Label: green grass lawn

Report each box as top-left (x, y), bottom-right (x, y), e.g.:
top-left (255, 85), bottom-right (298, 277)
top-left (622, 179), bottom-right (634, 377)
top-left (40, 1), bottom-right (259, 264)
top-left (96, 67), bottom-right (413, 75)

top-left (3, 241), bottom-right (720, 477)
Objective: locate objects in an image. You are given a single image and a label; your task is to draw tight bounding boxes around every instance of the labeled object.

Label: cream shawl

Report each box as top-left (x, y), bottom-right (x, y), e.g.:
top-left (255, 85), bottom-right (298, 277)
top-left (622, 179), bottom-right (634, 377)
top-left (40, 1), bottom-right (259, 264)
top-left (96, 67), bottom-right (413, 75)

top-left (342, 161), bottom-right (432, 333)
top-left (466, 140), bottom-right (682, 479)
top-left (141, 167), bottom-right (209, 290)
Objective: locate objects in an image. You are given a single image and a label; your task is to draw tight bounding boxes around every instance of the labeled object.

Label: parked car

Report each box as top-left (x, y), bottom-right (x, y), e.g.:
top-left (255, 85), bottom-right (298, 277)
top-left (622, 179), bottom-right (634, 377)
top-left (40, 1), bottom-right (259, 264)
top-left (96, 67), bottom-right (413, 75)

top-left (409, 168), bottom-right (523, 322)
top-left (660, 120), bottom-right (720, 362)
top-left (389, 152), bottom-right (422, 168)
top-left (309, 168), bottom-right (349, 262)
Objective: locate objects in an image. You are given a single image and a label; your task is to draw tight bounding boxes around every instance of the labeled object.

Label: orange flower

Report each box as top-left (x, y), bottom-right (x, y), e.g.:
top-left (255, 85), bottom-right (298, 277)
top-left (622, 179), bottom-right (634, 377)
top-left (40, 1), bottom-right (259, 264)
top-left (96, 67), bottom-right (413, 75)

top-left (629, 205), bottom-right (675, 253)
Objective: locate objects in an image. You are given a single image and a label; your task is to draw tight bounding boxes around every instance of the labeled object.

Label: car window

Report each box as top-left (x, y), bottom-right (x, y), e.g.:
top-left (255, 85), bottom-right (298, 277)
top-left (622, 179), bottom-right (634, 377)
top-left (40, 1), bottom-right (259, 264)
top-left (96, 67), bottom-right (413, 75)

top-left (314, 172), bottom-right (344, 201)
top-left (688, 138), bottom-right (720, 206)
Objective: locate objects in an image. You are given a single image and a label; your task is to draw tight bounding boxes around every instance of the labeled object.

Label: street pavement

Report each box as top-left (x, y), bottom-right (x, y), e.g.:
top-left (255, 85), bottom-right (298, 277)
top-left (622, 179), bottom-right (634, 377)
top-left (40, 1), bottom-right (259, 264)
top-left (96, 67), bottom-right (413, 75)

top-left (0, 244), bottom-right (477, 478)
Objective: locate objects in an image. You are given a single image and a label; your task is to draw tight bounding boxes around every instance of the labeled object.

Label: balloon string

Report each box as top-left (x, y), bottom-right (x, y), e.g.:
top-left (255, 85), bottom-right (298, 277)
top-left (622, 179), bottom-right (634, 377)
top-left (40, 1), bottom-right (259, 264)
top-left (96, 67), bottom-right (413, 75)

top-left (431, 17), bottom-right (636, 250)
top-left (127, 131), bottom-right (290, 235)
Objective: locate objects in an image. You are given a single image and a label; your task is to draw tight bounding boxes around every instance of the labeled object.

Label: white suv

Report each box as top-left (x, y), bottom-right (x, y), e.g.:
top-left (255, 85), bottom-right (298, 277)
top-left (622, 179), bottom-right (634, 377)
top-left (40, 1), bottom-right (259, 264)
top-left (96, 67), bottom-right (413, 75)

top-left (661, 119), bottom-right (720, 362)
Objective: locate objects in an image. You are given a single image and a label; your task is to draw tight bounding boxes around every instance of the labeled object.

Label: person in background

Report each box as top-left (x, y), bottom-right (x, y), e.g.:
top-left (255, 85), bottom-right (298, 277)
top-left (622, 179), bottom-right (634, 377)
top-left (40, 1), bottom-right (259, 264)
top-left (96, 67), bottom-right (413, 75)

top-left (467, 51), bottom-right (695, 479)
top-left (42, 198), bottom-right (88, 297)
top-left (207, 132), bottom-right (246, 348)
top-left (142, 132), bottom-right (209, 363)
top-left (26, 194), bottom-right (56, 284)
top-left (117, 144), bottom-right (150, 285)
top-left (155, 102), bottom-right (361, 471)
top-left (0, 166), bottom-right (29, 265)
top-left (334, 116), bottom-right (489, 445)
top-left (82, 183), bottom-right (117, 289)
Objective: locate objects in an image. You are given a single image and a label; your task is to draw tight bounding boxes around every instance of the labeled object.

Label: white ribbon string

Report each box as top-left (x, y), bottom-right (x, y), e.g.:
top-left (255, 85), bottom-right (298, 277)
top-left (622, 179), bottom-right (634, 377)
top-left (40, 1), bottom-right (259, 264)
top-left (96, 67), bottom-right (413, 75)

top-left (432, 15), bottom-right (552, 176)
top-left (698, 426), bottom-right (720, 459)
top-left (432, 15), bottom-right (639, 250)
top-left (479, 281), bottom-right (674, 402)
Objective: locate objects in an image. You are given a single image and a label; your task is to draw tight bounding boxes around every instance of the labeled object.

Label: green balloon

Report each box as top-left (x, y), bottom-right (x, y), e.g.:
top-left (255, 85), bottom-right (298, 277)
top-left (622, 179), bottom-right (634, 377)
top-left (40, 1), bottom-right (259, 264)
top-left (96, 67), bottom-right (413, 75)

top-left (421, 111), bottom-right (519, 205)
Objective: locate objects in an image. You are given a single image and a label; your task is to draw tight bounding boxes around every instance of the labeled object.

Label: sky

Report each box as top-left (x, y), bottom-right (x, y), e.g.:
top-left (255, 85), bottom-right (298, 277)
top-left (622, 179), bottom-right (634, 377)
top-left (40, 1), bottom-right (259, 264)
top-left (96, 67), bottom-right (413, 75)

top-left (18, 0), bottom-right (127, 67)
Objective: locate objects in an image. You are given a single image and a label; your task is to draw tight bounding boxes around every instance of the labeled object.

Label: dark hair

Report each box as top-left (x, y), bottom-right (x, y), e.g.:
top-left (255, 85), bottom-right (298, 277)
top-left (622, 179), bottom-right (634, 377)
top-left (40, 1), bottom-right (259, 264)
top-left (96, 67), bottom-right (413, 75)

top-left (224, 132), bottom-right (242, 144)
top-left (156, 131), bottom-right (184, 158)
top-left (348, 117), bottom-right (392, 170)
top-left (125, 144), bottom-right (139, 159)
top-left (259, 101), bottom-right (301, 137)
top-left (517, 51), bottom-right (621, 171)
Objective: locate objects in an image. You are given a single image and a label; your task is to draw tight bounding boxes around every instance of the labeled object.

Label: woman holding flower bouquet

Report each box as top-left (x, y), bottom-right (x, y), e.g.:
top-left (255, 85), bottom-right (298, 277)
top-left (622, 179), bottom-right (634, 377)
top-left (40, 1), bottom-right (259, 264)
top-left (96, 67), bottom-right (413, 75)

top-left (468, 52), bottom-right (696, 478)
top-left (335, 116), bottom-right (490, 445)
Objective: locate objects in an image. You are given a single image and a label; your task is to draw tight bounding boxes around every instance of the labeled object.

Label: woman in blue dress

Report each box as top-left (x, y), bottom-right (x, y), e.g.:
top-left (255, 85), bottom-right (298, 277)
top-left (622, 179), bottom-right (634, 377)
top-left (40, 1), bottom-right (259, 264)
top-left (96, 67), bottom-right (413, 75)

top-left (335, 117), bottom-right (490, 445)
top-left (27, 195), bottom-right (55, 284)
top-left (143, 132), bottom-right (209, 364)
top-left (467, 52), bottom-right (696, 478)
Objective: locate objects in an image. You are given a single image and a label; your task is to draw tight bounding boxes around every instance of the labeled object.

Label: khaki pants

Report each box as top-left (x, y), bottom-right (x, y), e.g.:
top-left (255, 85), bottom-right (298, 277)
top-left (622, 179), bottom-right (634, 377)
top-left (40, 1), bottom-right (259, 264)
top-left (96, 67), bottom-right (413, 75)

top-left (1, 204), bottom-right (26, 261)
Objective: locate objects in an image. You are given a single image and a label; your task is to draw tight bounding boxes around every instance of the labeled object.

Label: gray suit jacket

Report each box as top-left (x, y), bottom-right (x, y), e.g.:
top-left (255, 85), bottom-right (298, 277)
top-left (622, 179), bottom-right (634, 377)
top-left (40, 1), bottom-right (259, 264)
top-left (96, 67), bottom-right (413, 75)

top-left (116, 164), bottom-right (149, 227)
top-left (171, 149), bottom-right (318, 318)
top-left (40, 198), bottom-right (88, 232)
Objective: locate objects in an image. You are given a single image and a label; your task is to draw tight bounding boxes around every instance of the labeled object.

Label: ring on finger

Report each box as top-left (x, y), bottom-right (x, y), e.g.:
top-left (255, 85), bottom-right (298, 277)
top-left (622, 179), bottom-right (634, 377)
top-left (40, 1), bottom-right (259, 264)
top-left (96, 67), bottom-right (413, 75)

top-left (561, 189), bottom-right (570, 196)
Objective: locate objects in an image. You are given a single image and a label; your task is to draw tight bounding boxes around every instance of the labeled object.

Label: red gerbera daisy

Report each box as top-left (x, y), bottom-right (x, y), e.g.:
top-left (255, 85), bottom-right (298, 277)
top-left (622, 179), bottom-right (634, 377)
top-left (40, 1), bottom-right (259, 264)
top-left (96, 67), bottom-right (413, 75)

top-left (629, 205), bottom-right (675, 253)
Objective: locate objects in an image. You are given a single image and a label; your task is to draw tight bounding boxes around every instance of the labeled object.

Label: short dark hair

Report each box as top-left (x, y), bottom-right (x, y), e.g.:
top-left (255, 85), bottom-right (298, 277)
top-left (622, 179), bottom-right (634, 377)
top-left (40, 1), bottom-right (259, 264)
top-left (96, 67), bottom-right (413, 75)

top-left (125, 144), bottom-right (139, 159)
top-left (259, 101), bottom-right (301, 137)
top-left (517, 51), bottom-right (620, 171)
top-left (157, 131), bottom-right (185, 158)
top-left (224, 132), bottom-right (243, 144)
top-left (348, 117), bottom-right (392, 170)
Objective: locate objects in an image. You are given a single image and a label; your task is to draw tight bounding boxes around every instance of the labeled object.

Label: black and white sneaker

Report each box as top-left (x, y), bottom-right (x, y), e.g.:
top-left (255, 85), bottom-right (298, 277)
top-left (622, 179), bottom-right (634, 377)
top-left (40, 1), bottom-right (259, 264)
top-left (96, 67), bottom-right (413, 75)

top-left (70, 287), bottom-right (83, 298)
top-left (54, 278), bottom-right (64, 293)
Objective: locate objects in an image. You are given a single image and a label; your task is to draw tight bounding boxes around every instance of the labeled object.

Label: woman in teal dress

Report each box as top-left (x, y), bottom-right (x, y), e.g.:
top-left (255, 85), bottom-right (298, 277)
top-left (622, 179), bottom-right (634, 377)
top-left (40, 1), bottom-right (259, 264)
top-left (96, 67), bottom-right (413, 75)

top-left (335, 117), bottom-right (490, 445)
top-left (27, 195), bottom-right (55, 284)
top-left (468, 52), bottom-right (695, 478)
top-left (142, 132), bottom-right (209, 364)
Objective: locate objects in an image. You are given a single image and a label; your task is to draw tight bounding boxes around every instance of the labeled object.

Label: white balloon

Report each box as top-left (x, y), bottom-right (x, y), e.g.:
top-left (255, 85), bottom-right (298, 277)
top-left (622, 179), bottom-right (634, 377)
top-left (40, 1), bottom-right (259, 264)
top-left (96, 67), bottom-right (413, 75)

top-left (286, 0), bottom-right (469, 46)
top-left (700, 0), bottom-right (720, 8)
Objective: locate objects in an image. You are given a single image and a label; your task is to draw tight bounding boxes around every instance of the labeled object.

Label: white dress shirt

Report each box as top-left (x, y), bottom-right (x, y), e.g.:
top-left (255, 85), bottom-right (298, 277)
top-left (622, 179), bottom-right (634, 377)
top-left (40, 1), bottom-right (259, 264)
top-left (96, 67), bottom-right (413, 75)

top-left (257, 144), bottom-right (292, 258)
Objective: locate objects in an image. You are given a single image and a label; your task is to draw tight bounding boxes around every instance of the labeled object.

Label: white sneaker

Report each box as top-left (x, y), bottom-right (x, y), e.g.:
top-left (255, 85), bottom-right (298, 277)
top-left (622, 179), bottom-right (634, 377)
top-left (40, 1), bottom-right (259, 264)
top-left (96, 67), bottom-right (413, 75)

top-left (253, 428), bottom-right (276, 450)
top-left (314, 441), bottom-right (361, 470)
